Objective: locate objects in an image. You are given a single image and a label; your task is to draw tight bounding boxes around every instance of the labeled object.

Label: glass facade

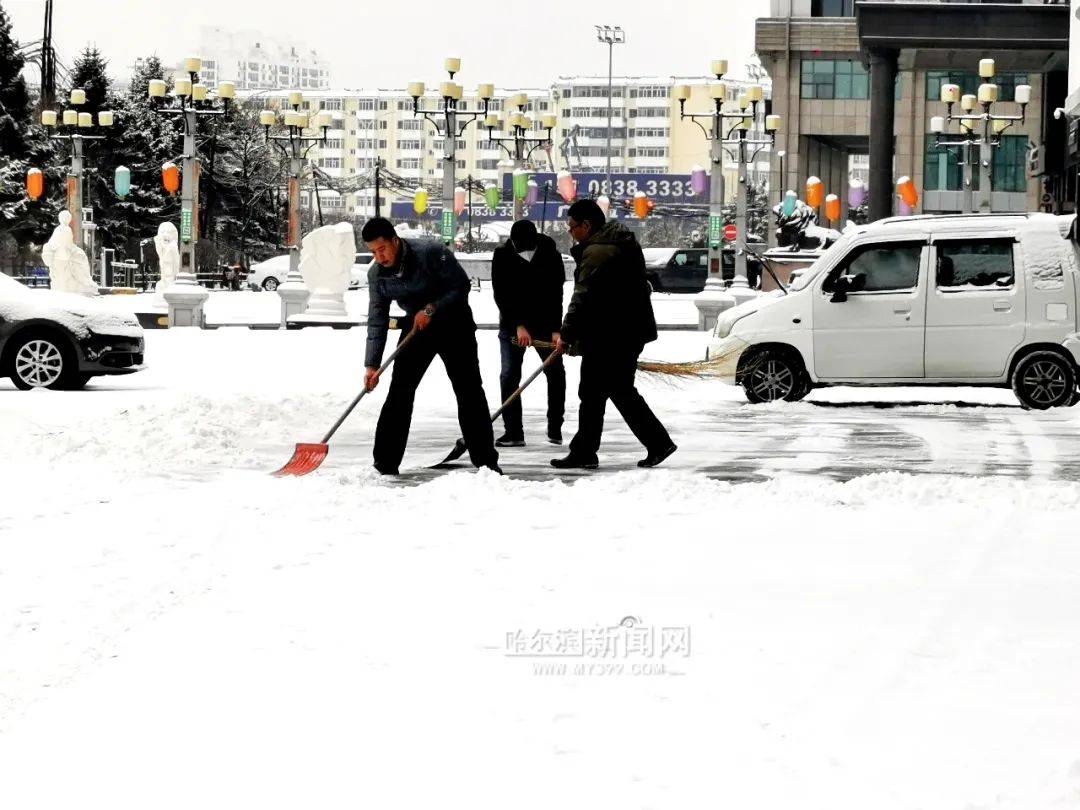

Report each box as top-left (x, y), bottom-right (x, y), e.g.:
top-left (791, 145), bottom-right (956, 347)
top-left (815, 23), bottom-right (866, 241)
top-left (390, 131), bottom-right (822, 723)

top-left (811, 0), bottom-right (854, 16)
top-left (923, 134), bottom-right (1028, 193)
top-left (801, 59), bottom-right (869, 99)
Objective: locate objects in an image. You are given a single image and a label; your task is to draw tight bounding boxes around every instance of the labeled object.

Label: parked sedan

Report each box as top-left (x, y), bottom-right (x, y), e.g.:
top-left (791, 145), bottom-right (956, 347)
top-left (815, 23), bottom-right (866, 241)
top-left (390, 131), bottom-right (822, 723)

top-left (247, 252), bottom-right (374, 291)
top-left (0, 273), bottom-right (144, 390)
top-left (643, 247), bottom-right (765, 293)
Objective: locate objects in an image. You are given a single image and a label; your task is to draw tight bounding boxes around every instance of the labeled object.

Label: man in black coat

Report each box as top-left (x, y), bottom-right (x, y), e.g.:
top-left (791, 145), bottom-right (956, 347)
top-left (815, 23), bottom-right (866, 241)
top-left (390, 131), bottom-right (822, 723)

top-left (552, 200), bottom-right (676, 470)
top-left (491, 219), bottom-right (566, 447)
top-left (362, 217), bottom-right (500, 475)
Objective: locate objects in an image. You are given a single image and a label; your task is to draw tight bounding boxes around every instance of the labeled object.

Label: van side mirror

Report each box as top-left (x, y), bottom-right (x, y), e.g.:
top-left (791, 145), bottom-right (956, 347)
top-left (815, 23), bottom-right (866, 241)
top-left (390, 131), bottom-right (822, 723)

top-left (829, 272), bottom-right (866, 303)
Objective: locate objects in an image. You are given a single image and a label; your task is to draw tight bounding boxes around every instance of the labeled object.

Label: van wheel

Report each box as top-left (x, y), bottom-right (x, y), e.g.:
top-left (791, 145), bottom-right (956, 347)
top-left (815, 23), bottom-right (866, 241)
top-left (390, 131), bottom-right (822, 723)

top-left (742, 349), bottom-right (808, 404)
top-left (262, 276), bottom-right (279, 292)
top-left (1012, 351), bottom-right (1076, 410)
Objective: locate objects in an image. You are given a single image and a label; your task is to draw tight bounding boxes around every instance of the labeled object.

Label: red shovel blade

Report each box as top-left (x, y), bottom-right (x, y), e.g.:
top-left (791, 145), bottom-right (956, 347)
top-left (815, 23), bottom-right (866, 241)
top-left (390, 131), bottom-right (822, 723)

top-left (272, 442), bottom-right (329, 477)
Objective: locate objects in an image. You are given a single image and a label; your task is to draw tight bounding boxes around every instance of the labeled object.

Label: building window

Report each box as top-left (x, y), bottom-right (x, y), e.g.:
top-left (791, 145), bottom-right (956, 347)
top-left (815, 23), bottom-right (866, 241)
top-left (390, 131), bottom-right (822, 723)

top-left (318, 157), bottom-right (341, 169)
top-left (926, 71), bottom-right (1029, 103)
top-left (476, 159), bottom-right (500, 170)
top-left (397, 119), bottom-right (421, 130)
top-left (801, 59), bottom-right (869, 99)
top-left (396, 139), bottom-right (421, 150)
top-left (396, 159), bottom-right (420, 169)
top-left (923, 134), bottom-right (1028, 193)
top-left (811, 0), bottom-right (854, 16)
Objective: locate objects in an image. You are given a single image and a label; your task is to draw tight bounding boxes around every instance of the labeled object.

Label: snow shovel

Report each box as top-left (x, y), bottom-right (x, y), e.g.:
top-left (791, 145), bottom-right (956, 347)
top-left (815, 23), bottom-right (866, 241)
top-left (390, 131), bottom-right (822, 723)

top-left (434, 345), bottom-right (564, 467)
top-left (272, 327), bottom-right (418, 477)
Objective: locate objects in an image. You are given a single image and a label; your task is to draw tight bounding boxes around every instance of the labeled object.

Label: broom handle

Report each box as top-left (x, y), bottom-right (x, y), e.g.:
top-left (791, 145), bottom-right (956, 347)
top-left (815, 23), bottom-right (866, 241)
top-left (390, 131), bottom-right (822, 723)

top-left (512, 337), bottom-right (558, 350)
top-left (321, 327), bottom-right (418, 443)
top-left (491, 347), bottom-right (563, 423)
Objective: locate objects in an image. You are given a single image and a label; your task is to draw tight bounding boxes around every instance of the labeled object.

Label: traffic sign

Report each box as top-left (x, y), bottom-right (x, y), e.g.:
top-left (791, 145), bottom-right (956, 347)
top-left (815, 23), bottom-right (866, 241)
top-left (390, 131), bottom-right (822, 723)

top-left (441, 210), bottom-right (455, 244)
top-left (180, 209), bottom-right (193, 243)
top-left (708, 214), bottom-right (722, 248)
top-left (723, 223), bottom-right (737, 242)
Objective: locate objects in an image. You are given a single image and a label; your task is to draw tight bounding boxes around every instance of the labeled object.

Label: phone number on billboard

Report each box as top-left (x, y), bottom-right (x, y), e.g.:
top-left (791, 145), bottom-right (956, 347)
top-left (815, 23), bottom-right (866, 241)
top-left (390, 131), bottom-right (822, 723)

top-left (586, 179), bottom-right (697, 199)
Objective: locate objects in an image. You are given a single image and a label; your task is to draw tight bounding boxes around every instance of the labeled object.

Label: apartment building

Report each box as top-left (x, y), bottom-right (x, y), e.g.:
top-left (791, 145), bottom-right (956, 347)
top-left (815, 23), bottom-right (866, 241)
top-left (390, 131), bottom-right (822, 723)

top-left (177, 25), bottom-right (330, 92)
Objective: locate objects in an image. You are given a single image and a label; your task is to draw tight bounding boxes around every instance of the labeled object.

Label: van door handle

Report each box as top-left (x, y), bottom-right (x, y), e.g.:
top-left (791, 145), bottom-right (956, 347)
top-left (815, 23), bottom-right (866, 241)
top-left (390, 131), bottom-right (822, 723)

top-left (893, 306), bottom-right (911, 314)
top-left (993, 301), bottom-right (1012, 312)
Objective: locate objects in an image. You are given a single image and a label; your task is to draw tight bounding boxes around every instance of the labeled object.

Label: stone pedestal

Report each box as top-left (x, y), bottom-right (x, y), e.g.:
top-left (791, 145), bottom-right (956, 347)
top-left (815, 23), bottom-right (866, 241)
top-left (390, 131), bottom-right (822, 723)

top-left (729, 283), bottom-right (761, 307)
top-left (694, 278), bottom-right (737, 332)
top-left (164, 283), bottom-right (209, 328)
top-left (277, 281), bottom-right (311, 328)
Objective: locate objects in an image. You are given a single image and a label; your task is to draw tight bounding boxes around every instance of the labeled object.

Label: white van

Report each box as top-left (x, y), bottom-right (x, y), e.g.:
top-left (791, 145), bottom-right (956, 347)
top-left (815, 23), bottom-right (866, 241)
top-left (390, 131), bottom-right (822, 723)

top-left (707, 213), bottom-right (1080, 409)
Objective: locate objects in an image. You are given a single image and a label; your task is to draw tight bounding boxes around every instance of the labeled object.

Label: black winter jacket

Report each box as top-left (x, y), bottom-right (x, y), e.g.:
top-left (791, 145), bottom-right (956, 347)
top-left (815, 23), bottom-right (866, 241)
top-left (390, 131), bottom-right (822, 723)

top-left (561, 221), bottom-right (658, 353)
top-left (365, 239), bottom-right (474, 367)
top-left (490, 233), bottom-right (565, 338)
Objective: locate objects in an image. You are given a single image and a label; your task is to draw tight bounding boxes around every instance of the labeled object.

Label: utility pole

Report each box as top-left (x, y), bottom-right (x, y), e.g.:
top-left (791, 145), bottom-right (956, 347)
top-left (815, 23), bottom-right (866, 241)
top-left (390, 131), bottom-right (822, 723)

top-left (483, 94), bottom-right (556, 222)
top-left (595, 25), bottom-right (625, 196)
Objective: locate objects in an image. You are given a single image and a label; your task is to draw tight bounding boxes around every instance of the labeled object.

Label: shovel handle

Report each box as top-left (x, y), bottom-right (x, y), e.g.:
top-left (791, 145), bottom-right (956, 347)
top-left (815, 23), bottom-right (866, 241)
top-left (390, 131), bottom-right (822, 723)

top-left (321, 327), bottom-right (418, 443)
top-left (489, 348), bottom-right (562, 423)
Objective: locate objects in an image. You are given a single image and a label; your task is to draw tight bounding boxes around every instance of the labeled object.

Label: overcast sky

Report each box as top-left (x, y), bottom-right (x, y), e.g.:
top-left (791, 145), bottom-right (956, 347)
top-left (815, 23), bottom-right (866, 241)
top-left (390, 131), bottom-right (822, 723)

top-left (8, 0), bottom-right (767, 89)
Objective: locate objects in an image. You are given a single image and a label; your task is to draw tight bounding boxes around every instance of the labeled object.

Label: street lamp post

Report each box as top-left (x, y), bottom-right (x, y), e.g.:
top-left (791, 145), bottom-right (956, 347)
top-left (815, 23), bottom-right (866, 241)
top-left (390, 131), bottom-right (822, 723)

top-left (674, 63), bottom-right (781, 308)
top-left (261, 91), bottom-right (332, 325)
top-left (595, 25), bottom-right (625, 196)
top-left (932, 59), bottom-right (1030, 214)
top-left (409, 59), bottom-right (493, 250)
top-left (148, 58), bottom-right (235, 326)
top-left (483, 95), bottom-right (556, 221)
top-left (40, 89), bottom-right (113, 278)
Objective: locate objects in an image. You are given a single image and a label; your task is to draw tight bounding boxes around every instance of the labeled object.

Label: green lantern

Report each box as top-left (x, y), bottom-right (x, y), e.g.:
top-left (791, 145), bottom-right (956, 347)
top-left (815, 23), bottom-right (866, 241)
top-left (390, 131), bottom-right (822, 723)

top-left (484, 184), bottom-right (500, 210)
top-left (512, 169), bottom-right (529, 200)
top-left (114, 166), bottom-right (131, 199)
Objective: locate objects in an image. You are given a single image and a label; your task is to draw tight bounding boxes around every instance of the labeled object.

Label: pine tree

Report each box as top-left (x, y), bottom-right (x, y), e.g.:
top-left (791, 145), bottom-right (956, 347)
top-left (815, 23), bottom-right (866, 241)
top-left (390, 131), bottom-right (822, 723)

top-left (211, 99), bottom-right (287, 268)
top-left (67, 47), bottom-right (110, 113)
top-left (0, 1), bottom-right (62, 271)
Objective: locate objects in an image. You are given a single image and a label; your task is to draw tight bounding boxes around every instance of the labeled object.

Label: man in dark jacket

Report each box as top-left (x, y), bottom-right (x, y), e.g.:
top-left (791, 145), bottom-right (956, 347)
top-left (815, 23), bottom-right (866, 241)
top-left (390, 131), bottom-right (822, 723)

top-left (361, 217), bottom-right (500, 475)
top-left (552, 200), bottom-right (676, 470)
top-left (491, 219), bottom-right (566, 447)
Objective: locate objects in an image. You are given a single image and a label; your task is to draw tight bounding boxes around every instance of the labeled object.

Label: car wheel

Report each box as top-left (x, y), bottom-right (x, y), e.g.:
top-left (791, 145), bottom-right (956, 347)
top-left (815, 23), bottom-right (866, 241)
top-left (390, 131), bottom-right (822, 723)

top-left (8, 332), bottom-right (79, 391)
top-left (1070, 388), bottom-right (1080, 407)
top-left (262, 277), bottom-right (279, 291)
top-left (1012, 351), bottom-right (1076, 410)
top-left (741, 349), bottom-right (806, 404)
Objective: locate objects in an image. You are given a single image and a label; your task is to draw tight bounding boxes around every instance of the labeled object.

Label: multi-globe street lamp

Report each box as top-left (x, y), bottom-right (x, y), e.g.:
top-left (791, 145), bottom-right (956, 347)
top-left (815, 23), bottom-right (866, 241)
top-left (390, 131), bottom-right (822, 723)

top-left (674, 62), bottom-right (780, 302)
top-left (408, 59), bottom-right (493, 249)
top-left (260, 92), bottom-right (333, 323)
top-left (595, 25), bottom-right (625, 195)
top-left (40, 88), bottom-right (115, 267)
top-left (482, 94), bottom-right (557, 220)
top-left (930, 58), bottom-right (1030, 214)
top-left (147, 57), bottom-right (235, 326)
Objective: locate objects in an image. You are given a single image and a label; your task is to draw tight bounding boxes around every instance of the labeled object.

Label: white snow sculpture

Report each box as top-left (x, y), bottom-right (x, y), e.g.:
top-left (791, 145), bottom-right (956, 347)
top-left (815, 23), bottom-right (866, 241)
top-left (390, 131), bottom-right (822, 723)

top-left (42, 211), bottom-right (97, 296)
top-left (299, 222), bottom-right (354, 320)
top-left (154, 221), bottom-right (181, 293)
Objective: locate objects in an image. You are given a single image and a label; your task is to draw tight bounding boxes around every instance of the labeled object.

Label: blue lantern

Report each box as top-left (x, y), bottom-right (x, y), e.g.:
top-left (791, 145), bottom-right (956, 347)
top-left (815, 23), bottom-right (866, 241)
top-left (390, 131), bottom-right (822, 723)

top-left (114, 166), bottom-right (131, 199)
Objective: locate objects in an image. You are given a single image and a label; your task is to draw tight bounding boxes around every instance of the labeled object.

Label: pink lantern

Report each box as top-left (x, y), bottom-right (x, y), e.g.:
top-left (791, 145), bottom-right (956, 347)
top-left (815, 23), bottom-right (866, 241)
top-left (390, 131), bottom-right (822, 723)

top-left (848, 179), bottom-right (865, 208)
top-left (453, 186), bottom-right (466, 216)
top-left (690, 165), bottom-right (708, 195)
top-left (596, 194), bottom-right (611, 216)
top-left (557, 171), bottom-right (576, 202)
top-left (525, 180), bottom-right (539, 205)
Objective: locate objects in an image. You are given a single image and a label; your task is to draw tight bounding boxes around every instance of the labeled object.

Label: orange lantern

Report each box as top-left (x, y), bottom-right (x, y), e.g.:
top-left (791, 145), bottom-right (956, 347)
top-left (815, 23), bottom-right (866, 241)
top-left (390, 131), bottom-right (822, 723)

top-left (896, 176), bottom-right (919, 208)
top-left (806, 176), bottom-right (824, 208)
top-left (825, 193), bottom-right (841, 222)
top-left (26, 168), bottom-right (44, 201)
top-left (633, 191), bottom-right (650, 219)
top-left (161, 161), bottom-right (180, 195)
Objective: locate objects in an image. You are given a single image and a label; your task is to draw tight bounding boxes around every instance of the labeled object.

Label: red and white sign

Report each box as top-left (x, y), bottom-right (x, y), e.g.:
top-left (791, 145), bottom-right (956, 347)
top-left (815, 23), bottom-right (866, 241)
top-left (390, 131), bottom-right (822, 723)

top-left (723, 224), bottom-right (737, 242)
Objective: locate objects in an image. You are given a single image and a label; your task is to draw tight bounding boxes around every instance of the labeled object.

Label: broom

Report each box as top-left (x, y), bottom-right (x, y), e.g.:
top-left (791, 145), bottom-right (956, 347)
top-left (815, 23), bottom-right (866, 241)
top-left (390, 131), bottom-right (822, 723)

top-left (522, 338), bottom-right (752, 381)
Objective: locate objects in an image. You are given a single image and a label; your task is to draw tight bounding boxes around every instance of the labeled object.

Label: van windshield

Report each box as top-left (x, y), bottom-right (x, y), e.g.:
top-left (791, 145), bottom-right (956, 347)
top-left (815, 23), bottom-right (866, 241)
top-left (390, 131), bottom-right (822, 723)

top-left (787, 234), bottom-right (850, 292)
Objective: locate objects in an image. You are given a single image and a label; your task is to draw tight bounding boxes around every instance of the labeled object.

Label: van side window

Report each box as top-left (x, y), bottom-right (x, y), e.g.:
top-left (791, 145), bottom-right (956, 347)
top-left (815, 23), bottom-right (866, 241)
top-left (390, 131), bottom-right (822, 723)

top-left (936, 239), bottom-right (1015, 289)
top-left (824, 242), bottom-right (923, 293)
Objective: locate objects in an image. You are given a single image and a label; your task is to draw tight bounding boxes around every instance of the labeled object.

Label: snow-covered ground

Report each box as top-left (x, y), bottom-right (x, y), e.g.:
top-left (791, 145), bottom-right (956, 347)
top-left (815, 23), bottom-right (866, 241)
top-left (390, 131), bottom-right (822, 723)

top-left (2, 289), bottom-right (1080, 809)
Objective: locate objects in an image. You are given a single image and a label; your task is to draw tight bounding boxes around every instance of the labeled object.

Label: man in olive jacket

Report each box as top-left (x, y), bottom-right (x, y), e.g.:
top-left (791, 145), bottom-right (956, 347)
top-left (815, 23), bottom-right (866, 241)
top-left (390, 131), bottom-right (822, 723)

top-left (491, 219), bottom-right (566, 446)
top-left (362, 217), bottom-right (499, 475)
top-left (552, 199), bottom-right (676, 470)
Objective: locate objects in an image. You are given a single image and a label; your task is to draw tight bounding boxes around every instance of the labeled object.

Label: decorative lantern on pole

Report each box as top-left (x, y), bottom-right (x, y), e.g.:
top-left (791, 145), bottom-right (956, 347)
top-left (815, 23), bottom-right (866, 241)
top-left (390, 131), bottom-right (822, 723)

top-left (633, 190), bottom-right (650, 219)
top-left (897, 176), bottom-right (919, 210)
top-left (161, 161), bottom-right (180, 195)
top-left (454, 186), bottom-right (467, 216)
top-left (596, 194), bottom-right (611, 217)
top-left (26, 168), bottom-right (44, 201)
top-left (806, 176), bottom-right (824, 208)
top-left (484, 184), bottom-right (500, 210)
top-left (690, 165), bottom-right (708, 196)
top-left (525, 179), bottom-right (539, 206)
top-left (114, 166), bottom-right (131, 199)
top-left (413, 187), bottom-right (429, 215)
top-left (825, 193), bottom-right (841, 223)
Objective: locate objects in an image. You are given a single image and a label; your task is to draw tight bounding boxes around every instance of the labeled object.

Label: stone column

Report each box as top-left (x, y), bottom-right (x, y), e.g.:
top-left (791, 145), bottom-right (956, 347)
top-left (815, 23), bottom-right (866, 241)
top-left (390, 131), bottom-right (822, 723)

top-left (868, 48), bottom-right (899, 222)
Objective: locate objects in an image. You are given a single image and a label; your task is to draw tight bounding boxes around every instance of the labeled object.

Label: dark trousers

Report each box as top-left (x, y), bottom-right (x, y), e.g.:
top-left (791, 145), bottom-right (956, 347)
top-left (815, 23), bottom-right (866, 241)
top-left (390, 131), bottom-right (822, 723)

top-left (498, 330), bottom-right (565, 439)
top-left (373, 320), bottom-right (497, 470)
top-left (568, 347), bottom-right (672, 459)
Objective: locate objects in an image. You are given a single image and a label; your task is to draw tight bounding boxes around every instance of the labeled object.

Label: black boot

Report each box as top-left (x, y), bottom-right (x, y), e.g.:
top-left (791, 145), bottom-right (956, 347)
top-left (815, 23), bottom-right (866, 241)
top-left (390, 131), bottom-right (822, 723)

top-left (550, 453), bottom-right (598, 470)
top-left (637, 444), bottom-right (677, 469)
top-left (495, 433), bottom-right (525, 448)
top-left (547, 425), bottom-right (563, 445)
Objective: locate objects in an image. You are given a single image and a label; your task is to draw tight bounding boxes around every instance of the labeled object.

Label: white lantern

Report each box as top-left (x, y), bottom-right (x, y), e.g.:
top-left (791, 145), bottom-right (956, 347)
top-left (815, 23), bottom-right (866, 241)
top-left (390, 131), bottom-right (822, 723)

top-left (710, 59), bottom-right (728, 77)
top-left (70, 88), bottom-right (86, 106)
top-left (97, 110), bottom-right (114, 127)
top-left (940, 83), bottom-right (961, 104)
top-left (1014, 84), bottom-right (1031, 105)
top-left (979, 58), bottom-right (995, 79)
top-left (978, 83), bottom-right (999, 104)
top-left (217, 82), bottom-right (236, 100)
top-left (929, 115), bottom-right (945, 134)
top-left (407, 81), bottom-right (425, 99)
top-left (184, 56), bottom-right (203, 74)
